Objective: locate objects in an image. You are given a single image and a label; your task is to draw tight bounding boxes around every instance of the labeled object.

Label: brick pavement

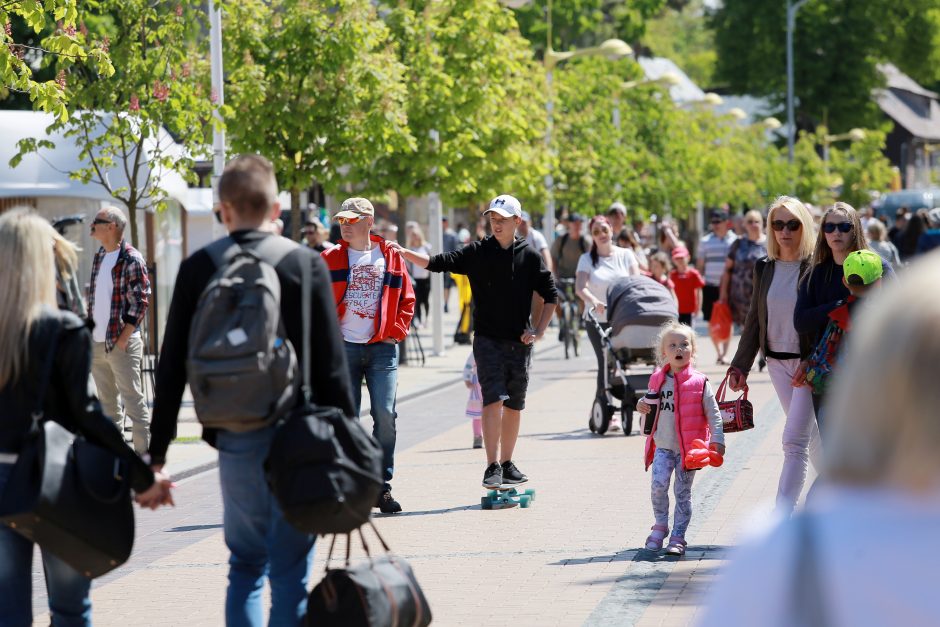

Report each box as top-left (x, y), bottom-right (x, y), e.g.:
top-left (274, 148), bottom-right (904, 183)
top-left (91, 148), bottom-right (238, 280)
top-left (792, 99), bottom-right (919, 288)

top-left (32, 329), bottom-right (810, 626)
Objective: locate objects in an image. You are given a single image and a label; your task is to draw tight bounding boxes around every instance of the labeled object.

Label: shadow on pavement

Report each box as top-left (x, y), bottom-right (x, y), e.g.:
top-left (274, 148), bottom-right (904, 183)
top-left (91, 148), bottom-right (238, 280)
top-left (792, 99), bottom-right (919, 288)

top-left (522, 429), bottom-right (606, 441)
top-left (166, 524), bottom-right (224, 533)
top-left (375, 504), bottom-right (478, 518)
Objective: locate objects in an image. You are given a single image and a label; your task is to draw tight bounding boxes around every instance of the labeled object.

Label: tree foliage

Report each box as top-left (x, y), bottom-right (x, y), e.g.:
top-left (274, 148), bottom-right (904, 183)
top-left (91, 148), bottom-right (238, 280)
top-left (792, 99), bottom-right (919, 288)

top-left (223, 0), bottom-right (413, 239)
top-left (642, 0), bottom-right (715, 88)
top-left (710, 0), bottom-right (940, 133)
top-left (1, 0), bottom-right (113, 118)
top-left (360, 0), bottom-right (548, 213)
top-left (513, 0), bottom-right (665, 54)
top-left (11, 0), bottom-right (216, 247)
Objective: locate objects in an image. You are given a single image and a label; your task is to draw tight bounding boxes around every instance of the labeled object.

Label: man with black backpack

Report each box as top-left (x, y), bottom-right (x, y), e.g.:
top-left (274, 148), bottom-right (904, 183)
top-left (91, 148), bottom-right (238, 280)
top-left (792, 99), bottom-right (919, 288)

top-left (549, 213), bottom-right (591, 338)
top-left (149, 154), bottom-right (355, 625)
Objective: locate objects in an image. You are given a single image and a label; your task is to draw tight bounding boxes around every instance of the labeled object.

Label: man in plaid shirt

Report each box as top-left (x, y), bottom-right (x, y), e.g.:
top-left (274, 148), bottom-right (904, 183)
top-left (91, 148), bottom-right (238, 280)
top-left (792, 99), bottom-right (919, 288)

top-left (87, 205), bottom-right (152, 453)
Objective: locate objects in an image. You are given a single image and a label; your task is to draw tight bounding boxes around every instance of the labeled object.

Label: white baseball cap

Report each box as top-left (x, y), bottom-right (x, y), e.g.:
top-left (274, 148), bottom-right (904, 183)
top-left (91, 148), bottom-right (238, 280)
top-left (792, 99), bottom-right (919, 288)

top-left (484, 194), bottom-right (522, 219)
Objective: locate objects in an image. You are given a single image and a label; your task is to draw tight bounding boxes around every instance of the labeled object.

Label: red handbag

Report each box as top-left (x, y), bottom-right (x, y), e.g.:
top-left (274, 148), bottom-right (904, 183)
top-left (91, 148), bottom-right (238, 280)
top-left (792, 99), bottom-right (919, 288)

top-left (715, 373), bottom-right (754, 433)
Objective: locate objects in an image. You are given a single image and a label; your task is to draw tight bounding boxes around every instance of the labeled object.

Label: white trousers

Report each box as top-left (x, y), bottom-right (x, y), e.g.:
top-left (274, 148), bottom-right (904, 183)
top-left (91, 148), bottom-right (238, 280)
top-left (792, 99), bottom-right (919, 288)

top-left (766, 357), bottom-right (820, 515)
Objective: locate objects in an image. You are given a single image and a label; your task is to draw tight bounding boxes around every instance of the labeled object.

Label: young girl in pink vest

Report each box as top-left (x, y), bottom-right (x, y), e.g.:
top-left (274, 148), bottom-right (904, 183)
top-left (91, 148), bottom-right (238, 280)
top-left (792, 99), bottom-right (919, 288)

top-left (636, 322), bottom-right (726, 556)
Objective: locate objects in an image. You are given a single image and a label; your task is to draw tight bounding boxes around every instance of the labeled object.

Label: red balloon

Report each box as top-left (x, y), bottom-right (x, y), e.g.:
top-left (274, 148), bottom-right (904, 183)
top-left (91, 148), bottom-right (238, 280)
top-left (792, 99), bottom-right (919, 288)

top-left (709, 451), bottom-right (724, 467)
top-left (692, 439), bottom-right (707, 450)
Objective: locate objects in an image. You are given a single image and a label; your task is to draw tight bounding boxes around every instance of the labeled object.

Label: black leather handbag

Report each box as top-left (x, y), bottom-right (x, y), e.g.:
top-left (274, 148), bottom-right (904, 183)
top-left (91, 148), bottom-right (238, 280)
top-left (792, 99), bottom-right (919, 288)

top-left (266, 261), bottom-right (383, 535)
top-left (306, 521), bottom-right (432, 627)
top-left (0, 331), bottom-right (135, 578)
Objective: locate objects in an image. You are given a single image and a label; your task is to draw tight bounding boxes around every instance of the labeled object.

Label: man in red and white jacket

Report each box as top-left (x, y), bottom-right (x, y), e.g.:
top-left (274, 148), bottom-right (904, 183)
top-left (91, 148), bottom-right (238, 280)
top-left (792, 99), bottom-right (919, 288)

top-left (321, 197), bottom-right (415, 513)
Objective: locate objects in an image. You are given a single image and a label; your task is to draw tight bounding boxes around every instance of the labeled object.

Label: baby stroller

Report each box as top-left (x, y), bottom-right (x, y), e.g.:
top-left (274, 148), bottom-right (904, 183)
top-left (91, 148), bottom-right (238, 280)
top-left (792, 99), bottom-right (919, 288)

top-left (585, 276), bottom-right (678, 435)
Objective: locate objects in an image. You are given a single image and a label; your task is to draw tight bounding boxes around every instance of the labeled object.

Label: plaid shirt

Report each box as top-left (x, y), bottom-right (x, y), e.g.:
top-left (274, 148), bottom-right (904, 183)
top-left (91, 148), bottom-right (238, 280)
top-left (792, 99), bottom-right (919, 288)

top-left (87, 240), bottom-right (151, 353)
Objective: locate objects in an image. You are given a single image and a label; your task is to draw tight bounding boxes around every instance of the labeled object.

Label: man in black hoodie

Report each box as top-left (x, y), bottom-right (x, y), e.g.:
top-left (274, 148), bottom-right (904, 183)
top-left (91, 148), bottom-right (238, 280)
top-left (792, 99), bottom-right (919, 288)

top-left (391, 195), bottom-right (557, 488)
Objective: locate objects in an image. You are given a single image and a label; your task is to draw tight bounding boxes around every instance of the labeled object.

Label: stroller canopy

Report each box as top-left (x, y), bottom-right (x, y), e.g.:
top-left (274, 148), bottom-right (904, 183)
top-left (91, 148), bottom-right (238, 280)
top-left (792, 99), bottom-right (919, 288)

top-left (606, 276), bottom-right (678, 337)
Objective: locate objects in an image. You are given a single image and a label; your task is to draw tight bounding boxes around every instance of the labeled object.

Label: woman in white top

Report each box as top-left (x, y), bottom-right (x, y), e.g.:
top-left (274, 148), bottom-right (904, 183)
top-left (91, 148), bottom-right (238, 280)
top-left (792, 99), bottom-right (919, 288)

top-left (407, 225), bottom-right (433, 326)
top-left (727, 196), bottom-right (820, 516)
top-left (576, 215), bottom-right (640, 426)
top-left (703, 252), bottom-right (940, 627)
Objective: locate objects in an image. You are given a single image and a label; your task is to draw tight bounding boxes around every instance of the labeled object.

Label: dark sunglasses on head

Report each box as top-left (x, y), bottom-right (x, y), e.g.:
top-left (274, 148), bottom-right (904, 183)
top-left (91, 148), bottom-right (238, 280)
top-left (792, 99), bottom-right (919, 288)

top-left (771, 219), bottom-right (801, 232)
top-left (822, 221), bottom-right (853, 234)
top-left (91, 218), bottom-right (113, 226)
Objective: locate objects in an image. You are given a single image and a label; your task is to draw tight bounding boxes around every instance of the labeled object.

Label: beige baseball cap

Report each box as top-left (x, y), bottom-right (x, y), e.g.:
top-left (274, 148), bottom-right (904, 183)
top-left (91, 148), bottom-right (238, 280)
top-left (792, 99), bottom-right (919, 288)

top-left (335, 197), bottom-right (375, 220)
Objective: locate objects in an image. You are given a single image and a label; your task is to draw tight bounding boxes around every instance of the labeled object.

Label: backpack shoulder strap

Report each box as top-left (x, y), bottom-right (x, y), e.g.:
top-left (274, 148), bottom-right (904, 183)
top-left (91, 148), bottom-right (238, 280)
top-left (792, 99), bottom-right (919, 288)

top-left (204, 236), bottom-right (240, 271)
top-left (252, 235), bottom-right (299, 269)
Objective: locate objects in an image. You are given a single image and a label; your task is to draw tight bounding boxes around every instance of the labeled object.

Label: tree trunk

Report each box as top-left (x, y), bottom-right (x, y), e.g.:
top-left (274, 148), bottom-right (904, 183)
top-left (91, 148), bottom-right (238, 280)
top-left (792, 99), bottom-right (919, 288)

top-left (290, 187), bottom-right (302, 241)
top-left (127, 201), bottom-right (139, 249)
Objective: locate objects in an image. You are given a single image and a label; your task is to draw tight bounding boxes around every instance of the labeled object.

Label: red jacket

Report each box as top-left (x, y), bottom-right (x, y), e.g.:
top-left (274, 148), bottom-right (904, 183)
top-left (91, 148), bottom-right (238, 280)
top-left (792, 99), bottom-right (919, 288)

top-left (321, 234), bottom-right (415, 344)
top-left (644, 363), bottom-right (710, 471)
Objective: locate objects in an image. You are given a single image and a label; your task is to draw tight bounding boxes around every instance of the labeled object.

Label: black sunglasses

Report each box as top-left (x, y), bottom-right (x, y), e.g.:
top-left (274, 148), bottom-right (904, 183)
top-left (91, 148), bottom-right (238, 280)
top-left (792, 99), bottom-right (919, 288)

top-left (822, 222), bottom-right (853, 234)
top-left (91, 218), bottom-right (113, 226)
top-left (771, 219), bottom-right (801, 232)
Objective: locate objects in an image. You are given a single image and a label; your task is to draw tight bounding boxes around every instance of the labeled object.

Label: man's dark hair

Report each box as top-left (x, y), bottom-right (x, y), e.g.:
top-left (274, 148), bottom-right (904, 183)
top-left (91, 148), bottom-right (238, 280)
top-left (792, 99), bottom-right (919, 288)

top-left (219, 154), bottom-right (278, 218)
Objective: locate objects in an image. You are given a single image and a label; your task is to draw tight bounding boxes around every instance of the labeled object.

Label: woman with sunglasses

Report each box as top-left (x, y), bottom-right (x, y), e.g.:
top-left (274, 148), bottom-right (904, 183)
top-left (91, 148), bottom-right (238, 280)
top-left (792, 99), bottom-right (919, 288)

top-left (794, 202), bottom-right (895, 423)
top-left (576, 215), bottom-right (641, 430)
top-left (727, 197), bottom-right (820, 515)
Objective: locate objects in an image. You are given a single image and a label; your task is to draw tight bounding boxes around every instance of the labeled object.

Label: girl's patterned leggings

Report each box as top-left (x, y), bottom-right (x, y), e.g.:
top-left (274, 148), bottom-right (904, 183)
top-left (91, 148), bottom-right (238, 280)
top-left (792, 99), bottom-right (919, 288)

top-left (651, 447), bottom-right (697, 538)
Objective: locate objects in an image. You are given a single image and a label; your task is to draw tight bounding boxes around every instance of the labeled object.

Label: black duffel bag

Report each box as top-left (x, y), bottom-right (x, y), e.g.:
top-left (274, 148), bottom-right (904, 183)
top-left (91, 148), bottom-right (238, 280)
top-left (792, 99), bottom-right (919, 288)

top-left (0, 332), bottom-right (134, 579)
top-left (265, 260), bottom-right (383, 535)
top-left (266, 403), bottom-right (383, 535)
top-left (306, 522), bottom-right (432, 627)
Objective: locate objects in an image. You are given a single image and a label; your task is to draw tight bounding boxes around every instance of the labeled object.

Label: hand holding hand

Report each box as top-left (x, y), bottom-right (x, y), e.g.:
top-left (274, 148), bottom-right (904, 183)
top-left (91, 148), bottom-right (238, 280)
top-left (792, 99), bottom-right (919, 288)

top-left (791, 361), bottom-right (809, 387)
top-left (136, 471), bottom-right (176, 510)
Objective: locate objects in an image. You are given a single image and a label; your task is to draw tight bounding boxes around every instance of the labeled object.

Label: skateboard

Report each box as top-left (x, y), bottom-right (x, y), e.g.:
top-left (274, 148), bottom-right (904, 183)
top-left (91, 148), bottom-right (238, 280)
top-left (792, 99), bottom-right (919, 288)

top-left (481, 484), bottom-right (536, 510)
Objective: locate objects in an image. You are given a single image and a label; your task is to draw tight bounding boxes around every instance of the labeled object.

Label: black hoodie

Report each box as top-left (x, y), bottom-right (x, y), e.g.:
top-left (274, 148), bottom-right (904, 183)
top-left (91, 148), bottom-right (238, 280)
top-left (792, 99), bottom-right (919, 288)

top-left (427, 236), bottom-right (557, 341)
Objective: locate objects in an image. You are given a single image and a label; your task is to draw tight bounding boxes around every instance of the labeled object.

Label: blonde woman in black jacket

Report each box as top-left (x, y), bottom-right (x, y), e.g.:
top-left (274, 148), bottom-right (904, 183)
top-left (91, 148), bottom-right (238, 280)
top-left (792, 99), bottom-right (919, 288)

top-left (0, 209), bottom-right (171, 625)
top-left (726, 197), bottom-right (819, 516)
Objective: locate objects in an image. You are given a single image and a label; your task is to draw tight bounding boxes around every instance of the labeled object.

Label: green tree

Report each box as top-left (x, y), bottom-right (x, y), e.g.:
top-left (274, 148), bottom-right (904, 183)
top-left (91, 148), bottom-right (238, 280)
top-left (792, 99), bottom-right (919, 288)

top-left (710, 0), bottom-right (940, 133)
top-left (362, 0), bottom-right (548, 214)
top-left (642, 0), bottom-right (715, 88)
top-left (829, 128), bottom-right (894, 208)
top-left (12, 0), bottom-right (215, 247)
top-left (513, 0), bottom-right (665, 54)
top-left (1, 1), bottom-right (113, 118)
top-left (223, 0), bottom-right (413, 240)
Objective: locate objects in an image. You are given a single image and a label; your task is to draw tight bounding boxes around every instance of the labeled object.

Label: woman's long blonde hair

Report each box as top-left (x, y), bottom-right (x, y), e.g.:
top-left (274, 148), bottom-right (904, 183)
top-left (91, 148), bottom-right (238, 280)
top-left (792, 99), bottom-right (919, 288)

top-left (0, 209), bottom-right (58, 388)
top-left (825, 251), bottom-right (940, 490)
top-left (765, 196), bottom-right (816, 261)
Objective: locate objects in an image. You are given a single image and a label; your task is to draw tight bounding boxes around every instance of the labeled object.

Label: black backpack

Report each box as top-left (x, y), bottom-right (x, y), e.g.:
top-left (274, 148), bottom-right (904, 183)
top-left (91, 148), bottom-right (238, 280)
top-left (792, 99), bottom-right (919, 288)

top-left (265, 259), bottom-right (383, 535)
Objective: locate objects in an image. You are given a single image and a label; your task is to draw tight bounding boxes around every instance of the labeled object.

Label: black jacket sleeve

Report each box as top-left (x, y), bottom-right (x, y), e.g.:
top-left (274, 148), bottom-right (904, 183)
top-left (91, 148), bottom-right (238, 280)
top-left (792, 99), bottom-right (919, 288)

top-left (56, 324), bottom-right (155, 493)
top-left (149, 254), bottom-right (204, 464)
top-left (533, 253), bottom-right (558, 304)
top-left (426, 243), bottom-right (474, 275)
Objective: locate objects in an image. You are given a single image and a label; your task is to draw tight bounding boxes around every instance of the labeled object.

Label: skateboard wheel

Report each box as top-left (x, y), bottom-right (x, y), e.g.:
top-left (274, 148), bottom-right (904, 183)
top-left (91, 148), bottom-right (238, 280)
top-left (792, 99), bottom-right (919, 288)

top-left (519, 495), bottom-right (531, 508)
top-left (481, 497), bottom-right (492, 510)
top-left (524, 489), bottom-right (536, 500)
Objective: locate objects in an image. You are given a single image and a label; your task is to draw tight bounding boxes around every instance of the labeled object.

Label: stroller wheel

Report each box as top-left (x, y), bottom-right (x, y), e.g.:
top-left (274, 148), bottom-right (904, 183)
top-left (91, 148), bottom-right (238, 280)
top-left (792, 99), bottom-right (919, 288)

top-left (589, 398), bottom-right (611, 435)
top-left (621, 404), bottom-right (635, 436)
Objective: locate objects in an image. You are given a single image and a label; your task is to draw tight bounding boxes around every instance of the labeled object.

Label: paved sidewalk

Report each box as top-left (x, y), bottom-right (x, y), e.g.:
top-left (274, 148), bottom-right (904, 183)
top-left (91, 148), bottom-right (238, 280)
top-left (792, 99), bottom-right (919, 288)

top-left (34, 327), bottom-right (808, 626)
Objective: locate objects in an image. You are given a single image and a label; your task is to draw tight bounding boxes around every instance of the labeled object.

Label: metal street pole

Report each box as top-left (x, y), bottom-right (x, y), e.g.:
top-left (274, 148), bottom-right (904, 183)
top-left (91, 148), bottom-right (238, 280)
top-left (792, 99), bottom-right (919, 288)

top-left (428, 129), bottom-right (445, 356)
top-left (786, 0), bottom-right (808, 164)
top-left (209, 0), bottom-right (225, 204)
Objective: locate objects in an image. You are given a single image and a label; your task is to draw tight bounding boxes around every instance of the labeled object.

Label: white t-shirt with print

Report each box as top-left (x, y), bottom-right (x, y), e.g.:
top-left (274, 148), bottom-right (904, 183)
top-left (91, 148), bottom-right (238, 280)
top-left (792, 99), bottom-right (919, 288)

top-left (92, 249), bottom-right (120, 343)
top-left (341, 246), bottom-right (386, 344)
top-left (575, 246), bottom-right (640, 322)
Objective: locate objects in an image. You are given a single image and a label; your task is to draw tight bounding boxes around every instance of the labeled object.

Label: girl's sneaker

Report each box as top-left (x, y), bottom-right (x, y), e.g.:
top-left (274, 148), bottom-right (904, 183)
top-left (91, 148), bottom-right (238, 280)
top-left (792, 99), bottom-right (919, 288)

top-left (665, 536), bottom-right (687, 556)
top-left (645, 524), bottom-right (669, 551)
top-left (472, 435), bottom-right (483, 449)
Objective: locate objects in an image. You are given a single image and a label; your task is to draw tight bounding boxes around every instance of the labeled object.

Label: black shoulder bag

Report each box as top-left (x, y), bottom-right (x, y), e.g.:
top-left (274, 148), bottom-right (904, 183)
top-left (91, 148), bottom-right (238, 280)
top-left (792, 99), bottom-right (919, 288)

top-left (0, 328), bottom-right (135, 578)
top-left (265, 256), bottom-right (384, 535)
top-left (306, 521), bottom-right (432, 627)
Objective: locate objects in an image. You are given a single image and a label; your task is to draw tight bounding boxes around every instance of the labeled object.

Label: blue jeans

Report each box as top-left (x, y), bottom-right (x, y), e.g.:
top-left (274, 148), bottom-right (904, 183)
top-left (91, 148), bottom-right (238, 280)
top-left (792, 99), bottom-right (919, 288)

top-left (0, 463), bottom-right (93, 626)
top-left (344, 341), bottom-right (398, 490)
top-left (217, 427), bottom-right (315, 627)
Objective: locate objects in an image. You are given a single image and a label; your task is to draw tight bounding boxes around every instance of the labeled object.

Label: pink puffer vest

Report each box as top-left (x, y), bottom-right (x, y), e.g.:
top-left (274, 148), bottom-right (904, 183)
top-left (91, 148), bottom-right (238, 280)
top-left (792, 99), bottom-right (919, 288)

top-left (644, 363), bottom-right (710, 471)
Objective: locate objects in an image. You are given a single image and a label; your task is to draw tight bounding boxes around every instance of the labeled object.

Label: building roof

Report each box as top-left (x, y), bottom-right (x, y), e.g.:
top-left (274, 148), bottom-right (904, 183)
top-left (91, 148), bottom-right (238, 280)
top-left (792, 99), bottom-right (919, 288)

top-left (878, 63), bottom-right (939, 99)
top-left (637, 56), bottom-right (706, 105)
top-left (0, 110), bottom-right (189, 204)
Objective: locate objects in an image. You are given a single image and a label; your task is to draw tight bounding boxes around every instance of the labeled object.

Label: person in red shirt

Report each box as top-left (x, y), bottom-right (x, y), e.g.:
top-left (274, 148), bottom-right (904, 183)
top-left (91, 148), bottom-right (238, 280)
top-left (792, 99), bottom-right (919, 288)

top-left (669, 246), bottom-right (705, 327)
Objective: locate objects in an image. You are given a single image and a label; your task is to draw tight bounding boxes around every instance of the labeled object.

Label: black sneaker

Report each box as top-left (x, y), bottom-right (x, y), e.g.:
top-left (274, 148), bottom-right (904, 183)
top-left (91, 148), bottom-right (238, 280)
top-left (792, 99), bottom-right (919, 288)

top-left (376, 489), bottom-right (402, 514)
top-left (482, 462), bottom-right (503, 488)
top-left (500, 460), bottom-right (528, 484)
